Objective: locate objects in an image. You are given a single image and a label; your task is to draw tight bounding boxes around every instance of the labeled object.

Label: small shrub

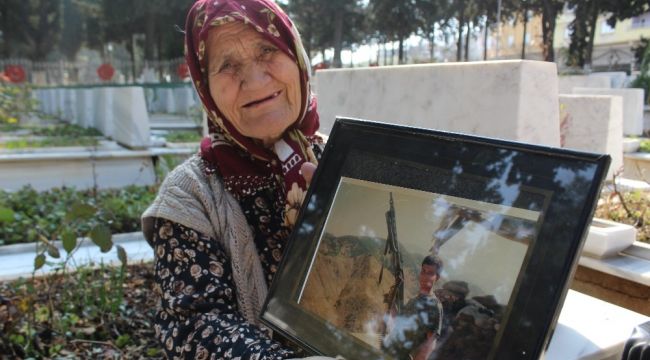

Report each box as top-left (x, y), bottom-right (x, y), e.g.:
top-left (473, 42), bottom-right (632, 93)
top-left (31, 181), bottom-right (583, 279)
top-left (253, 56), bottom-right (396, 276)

top-left (596, 189), bottom-right (649, 243)
top-left (0, 185), bottom-right (157, 246)
top-left (0, 84), bottom-right (40, 125)
top-left (639, 139), bottom-right (650, 153)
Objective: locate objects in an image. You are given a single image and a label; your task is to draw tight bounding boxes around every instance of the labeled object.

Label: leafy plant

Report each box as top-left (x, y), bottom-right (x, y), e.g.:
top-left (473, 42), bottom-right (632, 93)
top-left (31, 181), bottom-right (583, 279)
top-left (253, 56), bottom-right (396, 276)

top-left (0, 84), bottom-right (40, 125)
top-left (0, 185), bottom-right (157, 246)
top-left (639, 139), bottom-right (650, 153)
top-left (1, 198), bottom-right (131, 358)
top-left (596, 180), bottom-right (649, 244)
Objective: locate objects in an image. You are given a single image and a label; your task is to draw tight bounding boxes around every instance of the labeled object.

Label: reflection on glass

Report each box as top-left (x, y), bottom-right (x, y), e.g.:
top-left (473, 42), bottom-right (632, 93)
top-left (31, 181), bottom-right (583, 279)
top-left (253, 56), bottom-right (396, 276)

top-left (297, 177), bottom-right (541, 359)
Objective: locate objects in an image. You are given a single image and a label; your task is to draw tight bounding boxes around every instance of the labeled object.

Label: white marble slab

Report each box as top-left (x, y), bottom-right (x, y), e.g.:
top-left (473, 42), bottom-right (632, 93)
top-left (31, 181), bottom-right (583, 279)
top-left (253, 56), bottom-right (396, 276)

top-left (0, 232), bottom-right (152, 281)
top-left (572, 87), bottom-right (645, 136)
top-left (623, 152), bottom-right (650, 181)
top-left (582, 218), bottom-right (637, 258)
top-left (314, 60), bottom-right (561, 146)
top-left (579, 244), bottom-right (650, 287)
top-left (111, 86), bottom-right (151, 148)
top-left (95, 87), bottom-right (115, 137)
top-left (559, 94), bottom-right (623, 179)
top-left (592, 72), bottom-right (629, 88)
top-left (558, 75), bottom-right (611, 93)
top-left (542, 290), bottom-right (649, 360)
top-left (0, 151), bottom-right (156, 191)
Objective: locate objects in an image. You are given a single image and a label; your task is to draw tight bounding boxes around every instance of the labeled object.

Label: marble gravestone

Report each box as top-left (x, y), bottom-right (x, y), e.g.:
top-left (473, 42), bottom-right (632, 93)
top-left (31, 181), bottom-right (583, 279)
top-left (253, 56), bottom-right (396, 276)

top-left (111, 87), bottom-right (151, 149)
top-left (558, 74), bottom-right (611, 94)
top-left (559, 94), bottom-right (623, 180)
top-left (572, 87), bottom-right (645, 136)
top-left (314, 60), bottom-right (561, 146)
top-left (35, 87), bottom-right (152, 149)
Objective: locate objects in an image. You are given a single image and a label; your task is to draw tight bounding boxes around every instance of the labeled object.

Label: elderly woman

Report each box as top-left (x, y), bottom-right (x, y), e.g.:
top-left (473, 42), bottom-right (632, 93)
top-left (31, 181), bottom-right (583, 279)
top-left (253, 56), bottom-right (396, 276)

top-left (142, 0), bottom-right (327, 358)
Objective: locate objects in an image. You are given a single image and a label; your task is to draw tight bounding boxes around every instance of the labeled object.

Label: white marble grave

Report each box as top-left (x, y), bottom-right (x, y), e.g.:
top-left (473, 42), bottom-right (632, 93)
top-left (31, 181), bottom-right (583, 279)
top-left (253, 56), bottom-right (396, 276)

top-left (572, 87), bottom-right (645, 136)
top-left (35, 87), bottom-right (152, 148)
top-left (314, 60), bottom-right (561, 146)
top-left (0, 149), bottom-right (156, 191)
top-left (558, 74), bottom-right (611, 94)
top-left (582, 218), bottom-right (637, 258)
top-left (94, 87), bottom-right (115, 136)
top-left (559, 94), bottom-right (623, 179)
top-left (112, 87), bottom-right (151, 148)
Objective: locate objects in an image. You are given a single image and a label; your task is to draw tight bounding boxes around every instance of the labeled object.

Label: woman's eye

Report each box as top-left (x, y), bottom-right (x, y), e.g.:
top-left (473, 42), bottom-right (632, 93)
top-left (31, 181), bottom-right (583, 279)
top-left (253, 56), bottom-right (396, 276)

top-left (219, 62), bottom-right (233, 73)
top-left (260, 46), bottom-right (277, 58)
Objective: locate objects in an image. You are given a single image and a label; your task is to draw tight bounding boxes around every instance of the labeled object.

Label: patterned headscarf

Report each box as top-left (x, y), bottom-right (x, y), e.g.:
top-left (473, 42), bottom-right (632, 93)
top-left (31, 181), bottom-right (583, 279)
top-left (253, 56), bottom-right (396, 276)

top-left (185, 0), bottom-right (320, 228)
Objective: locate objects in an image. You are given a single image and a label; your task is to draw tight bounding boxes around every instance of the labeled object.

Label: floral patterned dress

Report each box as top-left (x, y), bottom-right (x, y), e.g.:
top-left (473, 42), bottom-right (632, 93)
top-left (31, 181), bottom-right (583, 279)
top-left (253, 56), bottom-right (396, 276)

top-left (151, 160), bottom-right (320, 359)
top-left (152, 215), bottom-right (291, 359)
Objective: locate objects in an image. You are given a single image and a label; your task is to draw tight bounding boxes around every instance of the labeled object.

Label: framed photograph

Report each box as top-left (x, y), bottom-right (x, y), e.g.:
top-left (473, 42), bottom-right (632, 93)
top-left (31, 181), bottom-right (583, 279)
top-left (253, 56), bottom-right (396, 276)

top-left (261, 118), bottom-right (610, 360)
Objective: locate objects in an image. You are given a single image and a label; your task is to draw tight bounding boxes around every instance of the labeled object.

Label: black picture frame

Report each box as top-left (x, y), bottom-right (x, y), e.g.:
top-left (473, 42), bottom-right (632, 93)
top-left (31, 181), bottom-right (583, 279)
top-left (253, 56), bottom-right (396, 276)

top-left (261, 118), bottom-right (610, 360)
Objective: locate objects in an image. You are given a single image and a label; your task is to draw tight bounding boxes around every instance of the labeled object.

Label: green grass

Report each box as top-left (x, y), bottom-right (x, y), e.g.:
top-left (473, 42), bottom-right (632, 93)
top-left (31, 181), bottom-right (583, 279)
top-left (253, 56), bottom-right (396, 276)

top-left (0, 136), bottom-right (99, 149)
top-left (165, 130), bottom-right (203, 143)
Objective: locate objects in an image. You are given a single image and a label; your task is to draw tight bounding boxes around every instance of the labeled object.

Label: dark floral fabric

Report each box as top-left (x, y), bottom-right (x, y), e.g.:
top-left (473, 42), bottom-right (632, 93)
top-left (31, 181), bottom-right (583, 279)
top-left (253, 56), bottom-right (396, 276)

top-left (152, 143), bottom-right (323, 358)
top-left (152, 218), bottom-right (293, 360)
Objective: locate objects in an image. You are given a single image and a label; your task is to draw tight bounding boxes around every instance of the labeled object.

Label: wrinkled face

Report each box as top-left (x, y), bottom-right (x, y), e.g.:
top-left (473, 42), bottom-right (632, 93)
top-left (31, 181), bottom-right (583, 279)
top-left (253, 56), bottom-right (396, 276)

top-left (419, 264), bottom-right (439, 295)
top-left (207, 21), bottom-right (301, 147)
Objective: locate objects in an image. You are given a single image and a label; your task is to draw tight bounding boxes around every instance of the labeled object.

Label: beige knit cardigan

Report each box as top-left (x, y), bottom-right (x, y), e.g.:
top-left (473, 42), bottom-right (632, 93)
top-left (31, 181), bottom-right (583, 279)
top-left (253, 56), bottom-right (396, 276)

top-left (141, 155), bottom-right (268, 326)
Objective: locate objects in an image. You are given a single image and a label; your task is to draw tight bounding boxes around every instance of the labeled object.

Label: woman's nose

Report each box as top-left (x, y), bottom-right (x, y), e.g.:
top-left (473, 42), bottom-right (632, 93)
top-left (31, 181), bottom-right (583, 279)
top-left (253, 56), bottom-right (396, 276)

top-left (240, 61), bottom-right (270, 90)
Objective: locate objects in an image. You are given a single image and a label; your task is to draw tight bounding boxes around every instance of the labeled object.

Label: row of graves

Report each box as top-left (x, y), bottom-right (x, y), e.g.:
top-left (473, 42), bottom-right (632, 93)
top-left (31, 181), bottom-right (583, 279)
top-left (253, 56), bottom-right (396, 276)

top-left (0, 60), bottom-right (648, 358)
top-left (0, 83), bottom-right (203, 191)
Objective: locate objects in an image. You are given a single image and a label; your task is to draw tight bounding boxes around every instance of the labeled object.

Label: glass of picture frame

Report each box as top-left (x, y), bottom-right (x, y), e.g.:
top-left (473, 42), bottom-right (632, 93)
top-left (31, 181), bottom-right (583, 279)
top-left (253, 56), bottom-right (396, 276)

top-left (261, 118), bottom-right (611, 360)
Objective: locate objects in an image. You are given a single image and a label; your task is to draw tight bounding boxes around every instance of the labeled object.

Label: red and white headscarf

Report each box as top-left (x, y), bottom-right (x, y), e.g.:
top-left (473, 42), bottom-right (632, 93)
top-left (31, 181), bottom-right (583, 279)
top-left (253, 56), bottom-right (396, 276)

top-left (185, 0), bottom-right (320, 227)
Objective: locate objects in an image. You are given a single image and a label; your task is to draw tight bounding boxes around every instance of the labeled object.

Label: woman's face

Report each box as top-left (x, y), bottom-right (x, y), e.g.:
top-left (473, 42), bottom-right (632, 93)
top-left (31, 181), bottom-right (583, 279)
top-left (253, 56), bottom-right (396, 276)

top-left (207, 22), bottom-right (301, 147)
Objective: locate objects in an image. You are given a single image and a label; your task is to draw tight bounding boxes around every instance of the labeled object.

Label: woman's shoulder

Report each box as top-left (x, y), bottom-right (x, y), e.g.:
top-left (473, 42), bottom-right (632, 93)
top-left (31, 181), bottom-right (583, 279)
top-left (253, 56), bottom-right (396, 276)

top-left (142, 155), bottom-right (221, 243)
top-left (161, 155), bottom-right (213, 189)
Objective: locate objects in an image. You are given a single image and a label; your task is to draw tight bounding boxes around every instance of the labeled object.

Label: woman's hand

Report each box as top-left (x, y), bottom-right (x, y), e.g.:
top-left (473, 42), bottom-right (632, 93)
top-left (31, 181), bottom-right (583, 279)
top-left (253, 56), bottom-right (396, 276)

top-left (300, 162), bottom-right (317, 185)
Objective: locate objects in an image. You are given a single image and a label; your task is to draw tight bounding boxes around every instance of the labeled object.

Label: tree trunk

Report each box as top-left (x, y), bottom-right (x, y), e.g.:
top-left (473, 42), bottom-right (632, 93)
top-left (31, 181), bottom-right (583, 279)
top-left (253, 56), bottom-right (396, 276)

top-left (144, 9), bottom-right (156, 61)
top-left (456, 9), bottom-right (465, 61)
top-left (464, 22), bottom-right (471, 61)
top-left (304, 13), bottom-right (313, 59)
top-left (585, 4), bottom-right (599, 69)
top-left (430, 32), bottom-right (436, 61)
top-left (541, 1), bottom-right (557, 62)
top-left (332, 10), bottom-right (343, 68)
top-left (483, 18), bottom-right (490, 60)
top-left (521, 9), bottom-right (528, 59)
top-left (398, 37), bottom-right (405, 64)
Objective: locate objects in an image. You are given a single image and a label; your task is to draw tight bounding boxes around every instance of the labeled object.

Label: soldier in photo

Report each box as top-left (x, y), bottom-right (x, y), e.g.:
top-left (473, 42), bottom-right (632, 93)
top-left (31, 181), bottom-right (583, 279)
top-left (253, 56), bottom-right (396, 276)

top-left (383, 255), bottom-right (444, 360)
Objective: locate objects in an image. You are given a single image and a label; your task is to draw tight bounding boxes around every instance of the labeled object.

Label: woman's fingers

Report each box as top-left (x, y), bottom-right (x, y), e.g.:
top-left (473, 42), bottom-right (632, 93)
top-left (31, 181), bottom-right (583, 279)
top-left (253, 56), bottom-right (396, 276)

top-left (300, 162), bottom-right (317, 185)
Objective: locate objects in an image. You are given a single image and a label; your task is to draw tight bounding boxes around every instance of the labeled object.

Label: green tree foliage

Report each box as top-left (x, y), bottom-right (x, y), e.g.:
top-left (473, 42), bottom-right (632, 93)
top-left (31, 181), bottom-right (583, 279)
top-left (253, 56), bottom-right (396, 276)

top-left (415, 0), bottom-right (448, 61)
top-left (0, 0), bottom-right (192, 61)
top-left (0, 0), bottom-right (62, 60)
top-left (284, 0), bottom-right (366, 67)
top-left (566, 0), bottom-right (649, 69)
top-left (369, 0), bottom-right (419, 64)
top-left (100, 0), bottom-right (192, 61)
top-left (528, 0), bottom-right (565, 62)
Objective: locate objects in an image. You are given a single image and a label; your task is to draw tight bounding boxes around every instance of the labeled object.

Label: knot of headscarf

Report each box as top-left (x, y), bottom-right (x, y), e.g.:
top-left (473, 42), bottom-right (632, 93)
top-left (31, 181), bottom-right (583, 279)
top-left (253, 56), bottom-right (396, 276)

top-left (185, 0), bottom-right (320, 228)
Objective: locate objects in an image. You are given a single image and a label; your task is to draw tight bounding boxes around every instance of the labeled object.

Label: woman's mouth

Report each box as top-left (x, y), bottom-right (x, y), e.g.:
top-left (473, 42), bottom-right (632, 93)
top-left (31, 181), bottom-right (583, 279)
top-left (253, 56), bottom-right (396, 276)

top-left (243, 91), bottom-right (281, 108)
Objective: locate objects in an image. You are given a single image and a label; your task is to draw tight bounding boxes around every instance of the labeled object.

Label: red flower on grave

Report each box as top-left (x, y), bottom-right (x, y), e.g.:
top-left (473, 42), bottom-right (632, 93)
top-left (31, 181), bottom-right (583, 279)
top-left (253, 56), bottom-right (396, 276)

top-left (4, 65), bottom-right (26, 83)
top-left (97, 63), bottom-right (115, 81)
top-left (177, 63), bottom-right (190, 79)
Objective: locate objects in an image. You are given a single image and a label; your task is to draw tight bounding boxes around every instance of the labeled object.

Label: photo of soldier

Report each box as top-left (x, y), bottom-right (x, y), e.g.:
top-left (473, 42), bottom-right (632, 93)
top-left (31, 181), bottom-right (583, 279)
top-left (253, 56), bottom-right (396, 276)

top-left (382, 255), bottom-right (444, 360)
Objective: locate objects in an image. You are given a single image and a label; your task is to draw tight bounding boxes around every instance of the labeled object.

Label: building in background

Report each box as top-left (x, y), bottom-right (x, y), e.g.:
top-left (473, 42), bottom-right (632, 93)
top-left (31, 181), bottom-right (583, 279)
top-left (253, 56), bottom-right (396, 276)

top-left (485, 9), bottom-right (650, 72)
